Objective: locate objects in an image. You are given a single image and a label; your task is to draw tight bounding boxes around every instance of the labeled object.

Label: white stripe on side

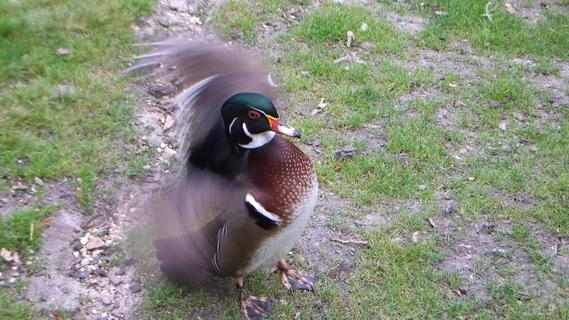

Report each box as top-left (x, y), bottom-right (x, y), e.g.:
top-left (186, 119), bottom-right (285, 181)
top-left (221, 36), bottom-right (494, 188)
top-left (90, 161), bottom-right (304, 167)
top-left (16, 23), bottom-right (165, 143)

top-left (245, 193), bottom-right (281, 223)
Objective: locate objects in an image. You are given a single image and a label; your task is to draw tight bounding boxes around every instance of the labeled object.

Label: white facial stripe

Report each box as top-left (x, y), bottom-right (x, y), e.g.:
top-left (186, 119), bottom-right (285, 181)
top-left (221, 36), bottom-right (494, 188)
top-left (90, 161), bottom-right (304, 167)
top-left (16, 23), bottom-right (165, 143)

top-left (239, 123), bottom-right (275, 149)
top-left (228, 117), bottom-right (238, 134)
top-left (245, 193), bottom-right (281, 222)
top-left (277, 124), bottom-right (297, 136)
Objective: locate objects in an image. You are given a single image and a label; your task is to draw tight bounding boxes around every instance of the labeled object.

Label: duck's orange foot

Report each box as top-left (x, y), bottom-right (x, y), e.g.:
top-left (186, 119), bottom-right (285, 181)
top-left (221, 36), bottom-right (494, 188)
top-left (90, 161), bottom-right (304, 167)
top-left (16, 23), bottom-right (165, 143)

top-left (277, 260), bottom-right (316, 292)
top-left (240, 292), bottom-right (273, 320)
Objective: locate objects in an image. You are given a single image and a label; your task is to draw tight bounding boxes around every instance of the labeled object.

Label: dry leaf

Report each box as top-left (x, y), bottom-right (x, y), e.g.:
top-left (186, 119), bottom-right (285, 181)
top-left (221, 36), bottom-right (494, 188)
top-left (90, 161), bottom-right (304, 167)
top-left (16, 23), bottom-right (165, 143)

top-left (505, 3), bottom-right (516, 14)
top-left (412, 231), bottom-right (420, 243)
top-left (311, 98), bottom-right (327, 116)
top-left (346, 31), bottom-right (355, 47)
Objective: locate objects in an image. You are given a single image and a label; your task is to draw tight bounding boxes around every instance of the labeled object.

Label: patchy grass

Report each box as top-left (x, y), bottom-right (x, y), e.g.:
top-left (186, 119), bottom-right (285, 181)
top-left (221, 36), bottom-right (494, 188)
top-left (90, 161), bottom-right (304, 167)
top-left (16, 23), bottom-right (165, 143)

top-left (0, 0), bottom-right (152, 210)
top-left (142, 0), bottom-right (569, 319)
top-left (413, 0), bottom-right (569, 58)
top-left (213, 0), bottom-right (308, 44)
top-left (0, 206), bottom-right (55, 256)
top-left (0, 0), bottom-right (152, 317)
top-left (0, 289), bottom-right (33, 320)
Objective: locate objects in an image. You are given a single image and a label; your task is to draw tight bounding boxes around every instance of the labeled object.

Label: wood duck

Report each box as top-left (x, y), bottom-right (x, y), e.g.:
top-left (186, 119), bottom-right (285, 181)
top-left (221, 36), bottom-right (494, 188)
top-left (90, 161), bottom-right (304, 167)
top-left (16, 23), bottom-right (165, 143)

top-left (135, 41), bottom-right (318, 319)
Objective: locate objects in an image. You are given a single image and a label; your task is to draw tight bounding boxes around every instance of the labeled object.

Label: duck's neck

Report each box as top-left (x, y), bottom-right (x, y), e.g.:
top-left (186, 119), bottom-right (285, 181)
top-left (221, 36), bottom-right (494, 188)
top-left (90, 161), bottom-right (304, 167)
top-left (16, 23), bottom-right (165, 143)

top-left (187, 122), bottom-right (249, 178)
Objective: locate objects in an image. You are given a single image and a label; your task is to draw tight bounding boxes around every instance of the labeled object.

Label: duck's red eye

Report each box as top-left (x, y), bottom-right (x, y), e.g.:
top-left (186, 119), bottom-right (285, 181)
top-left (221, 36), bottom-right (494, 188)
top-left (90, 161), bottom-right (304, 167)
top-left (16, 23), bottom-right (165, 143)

top-left (248, 110), bottom-right (261, 119)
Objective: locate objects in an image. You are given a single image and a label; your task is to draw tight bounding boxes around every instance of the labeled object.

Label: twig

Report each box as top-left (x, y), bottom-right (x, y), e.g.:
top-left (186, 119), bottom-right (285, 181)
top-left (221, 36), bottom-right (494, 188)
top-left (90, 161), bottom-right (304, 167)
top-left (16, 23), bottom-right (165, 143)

top-left (331, 238), bottom-right (369, 246)
top-left (482, 1), bottom-right (493, 22)
top-left (29, 222), bottom-right (34, 242)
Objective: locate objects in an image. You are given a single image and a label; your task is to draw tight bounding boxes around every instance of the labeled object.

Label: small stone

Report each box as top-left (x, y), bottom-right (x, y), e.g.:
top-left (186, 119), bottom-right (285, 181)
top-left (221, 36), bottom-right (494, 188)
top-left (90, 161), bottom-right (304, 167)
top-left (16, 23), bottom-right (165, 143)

top-left (113, 267), bottom-right (126, 276)
top-left (95, 268), bottom-right (108, 277)
top-left (61, 286), bottom-right (70, 294)
top-left (360, 42), bottom-right (375, 51)
top-left (163, 115), bottom-right (174, 130)
top-left (489, 100), bottom-right (501, 108)
top-left (360, 22), bottom-right (368, 32)
top-left (444, 203), bottom-right (455, 214)
top-left (110, 277), bottom-right (122, 286)
top-left (148, 83), bottom-right (176, 97)
top-left (334, 145), bottom-right (358, 160)
top-left (85, 236), bottom-right (106, 250)
top-left (479, 223), bottom-right (496, 234)
top-left (76, 269), bottom-right (89, 279)
top-left (354, 220), bottom-right (365, 227)
top-left (129, 283), bottom-right (142, 293)
top-left (164, 147), bottom-right (177, 157)
top-left (8, 277), bottom-right (16, 284)
top-left (55, 84), bottom-right (77, 97)
top-left (33, 177), bottom-right (44, 186)
top-left (80, 258), bottom-right (91, 266)
top-left (300, 71), bottom-right (310, 77)
top-left (418, 185), bottom-right (427, 191)
top-left (499, 120), bottom-right (508, 131)
top-left (468, 176), bottom-right (476, 182)
top-left (102, 296), bottom-right (113, 306)
top-left (56, 48), bottom-right (71, 56)
top-left (435, 11), bottom-right (448, 17)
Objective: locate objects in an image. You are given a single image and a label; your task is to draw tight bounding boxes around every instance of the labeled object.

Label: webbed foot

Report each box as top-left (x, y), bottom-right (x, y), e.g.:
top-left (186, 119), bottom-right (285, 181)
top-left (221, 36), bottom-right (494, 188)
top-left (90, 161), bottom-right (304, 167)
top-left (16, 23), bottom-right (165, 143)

top-left (277, 260), bottom-right (316, 292)
top-left (240, 292), bottom-right (273, 320)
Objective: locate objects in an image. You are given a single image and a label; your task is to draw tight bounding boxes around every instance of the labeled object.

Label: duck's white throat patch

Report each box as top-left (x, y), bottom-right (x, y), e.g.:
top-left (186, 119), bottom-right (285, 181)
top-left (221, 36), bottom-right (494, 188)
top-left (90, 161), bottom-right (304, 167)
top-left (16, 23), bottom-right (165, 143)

top-left (239, 123), bottom-right (275, 149)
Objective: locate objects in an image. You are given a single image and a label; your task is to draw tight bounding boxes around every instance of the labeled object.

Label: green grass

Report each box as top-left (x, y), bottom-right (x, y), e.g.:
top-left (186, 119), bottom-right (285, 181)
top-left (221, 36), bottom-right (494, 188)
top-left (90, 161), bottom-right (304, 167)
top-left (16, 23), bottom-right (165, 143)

top-left (0, 0), bottom-right (152, 317)
top-left (68, 0), bottom-right (567, 319)
top-left (213, 0), bottom-right (308, 44)
top-left (0, 0), bottom-right (152, 210)
top-left (0, 289), bottom-right (33, 320)
top-left (0, 206), bottom-right (55, 256)
top-left (413, 0), bottom-right (569, 58)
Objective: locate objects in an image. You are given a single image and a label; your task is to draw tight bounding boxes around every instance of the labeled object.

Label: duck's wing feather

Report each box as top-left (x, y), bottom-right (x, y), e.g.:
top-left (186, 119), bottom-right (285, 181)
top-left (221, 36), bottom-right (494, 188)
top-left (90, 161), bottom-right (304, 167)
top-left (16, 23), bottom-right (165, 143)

top-left (152, 169), bottom-right (247, 282)
top-left (130, 41), bottom-right (277, 159)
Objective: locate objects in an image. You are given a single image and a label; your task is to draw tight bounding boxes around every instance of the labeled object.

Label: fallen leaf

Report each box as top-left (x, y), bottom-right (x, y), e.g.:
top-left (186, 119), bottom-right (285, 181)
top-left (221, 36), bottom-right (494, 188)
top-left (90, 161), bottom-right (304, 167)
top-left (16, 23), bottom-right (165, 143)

top-left (0, 248), bottom-right (13, 263)
top-left (346, 31), bottom-right (355, 48)
top-left (513, 111), bottom-right (528, 122)
top-left (453, 100), bottom-right (467, 108)
top-left (505, 3), bottom-right (516, 14)
top-left (311, 98), bottom-right (327, 116)
top-left (412, 231), bottom-right (420, 243)
top-left (55, 48), bottom-right (71, 56)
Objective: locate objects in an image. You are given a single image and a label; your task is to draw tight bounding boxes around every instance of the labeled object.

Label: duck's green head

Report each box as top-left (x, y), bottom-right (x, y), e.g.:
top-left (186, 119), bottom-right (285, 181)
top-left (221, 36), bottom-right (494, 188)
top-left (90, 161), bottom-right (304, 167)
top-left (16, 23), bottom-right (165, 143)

top-left (221, 92), bottom-right (300, 149)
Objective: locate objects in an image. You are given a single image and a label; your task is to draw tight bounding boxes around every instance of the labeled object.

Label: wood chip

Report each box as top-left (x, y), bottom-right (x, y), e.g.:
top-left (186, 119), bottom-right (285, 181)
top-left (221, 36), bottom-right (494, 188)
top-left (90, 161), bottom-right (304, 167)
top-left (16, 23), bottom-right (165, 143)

top-left (331, 238), bottom-right (369, 246)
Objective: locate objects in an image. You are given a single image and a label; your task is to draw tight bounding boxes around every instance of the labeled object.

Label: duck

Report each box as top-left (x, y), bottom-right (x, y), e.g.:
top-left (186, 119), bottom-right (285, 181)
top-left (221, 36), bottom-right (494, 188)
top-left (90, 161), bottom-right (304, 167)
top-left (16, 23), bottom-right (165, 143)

top-left (134, 41), bottom-right (318, 319)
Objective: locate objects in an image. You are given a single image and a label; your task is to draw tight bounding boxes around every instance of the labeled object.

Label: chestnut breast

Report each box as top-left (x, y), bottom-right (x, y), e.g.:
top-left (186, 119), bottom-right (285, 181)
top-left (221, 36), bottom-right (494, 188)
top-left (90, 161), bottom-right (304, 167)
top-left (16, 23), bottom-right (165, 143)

top-left (246, 137), bottom-right (316, 227)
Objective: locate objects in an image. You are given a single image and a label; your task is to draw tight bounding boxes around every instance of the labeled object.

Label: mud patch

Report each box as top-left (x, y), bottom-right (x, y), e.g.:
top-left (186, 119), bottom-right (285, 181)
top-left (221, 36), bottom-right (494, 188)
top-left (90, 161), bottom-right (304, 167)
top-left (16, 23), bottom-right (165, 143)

top-left (382, 10), bottom-right (425, 35)
top-left (435, 217), bottom-right (569, 302)
top-left (507, 0), bottom-right (568, 25)
top-left (398, 49), bottom-right (492, 80)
